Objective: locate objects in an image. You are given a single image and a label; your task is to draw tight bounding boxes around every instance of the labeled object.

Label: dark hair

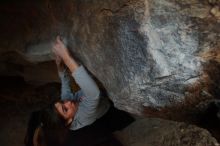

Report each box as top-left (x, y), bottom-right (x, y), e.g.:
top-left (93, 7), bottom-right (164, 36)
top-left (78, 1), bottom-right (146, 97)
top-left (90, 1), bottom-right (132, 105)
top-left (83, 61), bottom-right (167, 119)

top-left (24, 104), bottom-right (68, 146)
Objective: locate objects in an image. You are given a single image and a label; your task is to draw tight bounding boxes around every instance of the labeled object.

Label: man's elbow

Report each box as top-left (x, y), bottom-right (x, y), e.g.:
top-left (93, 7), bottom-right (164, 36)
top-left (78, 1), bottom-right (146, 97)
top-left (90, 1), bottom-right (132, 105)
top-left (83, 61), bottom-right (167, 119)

top-left (92, 87), bottom-right (100, 100)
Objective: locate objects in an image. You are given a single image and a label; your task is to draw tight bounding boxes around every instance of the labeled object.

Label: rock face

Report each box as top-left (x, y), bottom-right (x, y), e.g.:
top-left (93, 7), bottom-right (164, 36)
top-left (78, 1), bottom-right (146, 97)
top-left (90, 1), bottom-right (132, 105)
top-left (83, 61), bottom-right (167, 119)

top-left (0, 0), bottom-right (219, 116)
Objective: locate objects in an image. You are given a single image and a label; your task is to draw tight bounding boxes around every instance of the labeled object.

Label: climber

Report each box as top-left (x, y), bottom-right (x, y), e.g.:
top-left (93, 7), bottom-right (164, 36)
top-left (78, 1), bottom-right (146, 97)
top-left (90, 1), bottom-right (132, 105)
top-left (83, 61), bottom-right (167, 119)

top-left (24, 36), bottom-right (134, 146)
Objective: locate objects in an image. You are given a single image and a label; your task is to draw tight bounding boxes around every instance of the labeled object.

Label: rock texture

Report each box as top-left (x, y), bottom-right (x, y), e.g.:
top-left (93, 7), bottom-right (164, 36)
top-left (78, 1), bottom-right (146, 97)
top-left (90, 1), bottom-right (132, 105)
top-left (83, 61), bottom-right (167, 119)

top-left (115, 118), bottom-right (220, 146)
top-left (0, 0), bottom-right (219, 116)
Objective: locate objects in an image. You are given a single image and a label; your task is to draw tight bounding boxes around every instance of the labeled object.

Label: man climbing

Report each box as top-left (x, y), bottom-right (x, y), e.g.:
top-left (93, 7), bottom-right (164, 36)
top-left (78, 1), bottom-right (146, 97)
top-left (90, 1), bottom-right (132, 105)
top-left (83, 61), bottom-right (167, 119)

top-left (25, 36), bottom-right (134, 146)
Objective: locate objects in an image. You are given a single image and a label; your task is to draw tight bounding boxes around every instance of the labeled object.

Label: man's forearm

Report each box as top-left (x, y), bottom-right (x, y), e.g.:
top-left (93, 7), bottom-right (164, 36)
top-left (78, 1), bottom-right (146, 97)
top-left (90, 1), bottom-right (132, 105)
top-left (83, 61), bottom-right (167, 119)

top-left (59, 69), bottom-right (75, 101)
top-left (63, 54), bottom-right (79, 73)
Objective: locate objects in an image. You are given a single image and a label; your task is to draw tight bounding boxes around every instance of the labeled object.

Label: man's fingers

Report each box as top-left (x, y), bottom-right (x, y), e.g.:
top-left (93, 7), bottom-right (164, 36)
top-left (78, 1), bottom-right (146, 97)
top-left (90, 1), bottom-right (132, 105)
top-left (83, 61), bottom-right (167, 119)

top-left (52, 43), bottom-right (61, 53)
top-left (56, 35), bottom-right (64, 45)
top-left (55, 55), bottom-right (63, 68)
top-left (56, 35), bottom-right (61, 42)
top-left (52, 35), bottom-right (69, 62)
top-left (56, 56), bottom-right (62, 62)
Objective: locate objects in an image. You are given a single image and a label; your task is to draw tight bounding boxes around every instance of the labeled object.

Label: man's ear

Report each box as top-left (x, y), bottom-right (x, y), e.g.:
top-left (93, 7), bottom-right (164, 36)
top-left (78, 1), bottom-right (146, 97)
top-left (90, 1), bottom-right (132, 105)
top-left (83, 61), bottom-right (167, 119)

top-left (33, 127), bottom-right (45, 146)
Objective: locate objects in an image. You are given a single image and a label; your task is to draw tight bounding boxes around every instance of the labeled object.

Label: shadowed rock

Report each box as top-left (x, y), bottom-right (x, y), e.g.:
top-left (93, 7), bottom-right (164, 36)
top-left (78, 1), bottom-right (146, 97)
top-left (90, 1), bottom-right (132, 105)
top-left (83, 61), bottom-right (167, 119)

top-left (115, 118), bottom-right (220, 146)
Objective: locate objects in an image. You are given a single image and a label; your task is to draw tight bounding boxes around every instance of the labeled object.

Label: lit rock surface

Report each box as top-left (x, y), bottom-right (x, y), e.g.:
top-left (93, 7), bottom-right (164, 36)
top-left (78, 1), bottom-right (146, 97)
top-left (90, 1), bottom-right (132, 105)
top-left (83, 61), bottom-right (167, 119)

top-left (0, 0), bottom-right (219, 116)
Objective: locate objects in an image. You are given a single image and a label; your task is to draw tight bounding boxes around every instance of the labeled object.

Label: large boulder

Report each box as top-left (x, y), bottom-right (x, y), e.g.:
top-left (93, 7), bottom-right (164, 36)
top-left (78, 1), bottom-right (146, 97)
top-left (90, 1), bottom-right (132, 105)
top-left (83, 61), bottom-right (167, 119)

top-left (0, 0), bottom-right (219, 117)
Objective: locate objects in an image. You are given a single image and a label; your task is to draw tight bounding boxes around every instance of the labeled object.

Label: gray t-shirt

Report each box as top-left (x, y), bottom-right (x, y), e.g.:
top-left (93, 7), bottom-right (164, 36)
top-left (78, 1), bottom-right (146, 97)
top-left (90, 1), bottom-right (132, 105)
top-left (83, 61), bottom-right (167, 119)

top-left (59, 66), bottom-right (110, 130)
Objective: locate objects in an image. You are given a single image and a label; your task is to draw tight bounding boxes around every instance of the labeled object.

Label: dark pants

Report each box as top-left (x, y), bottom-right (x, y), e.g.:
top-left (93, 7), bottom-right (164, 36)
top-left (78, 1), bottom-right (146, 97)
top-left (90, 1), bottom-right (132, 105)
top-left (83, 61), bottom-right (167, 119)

top-left (65, 106), bottom-right (135, 146)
